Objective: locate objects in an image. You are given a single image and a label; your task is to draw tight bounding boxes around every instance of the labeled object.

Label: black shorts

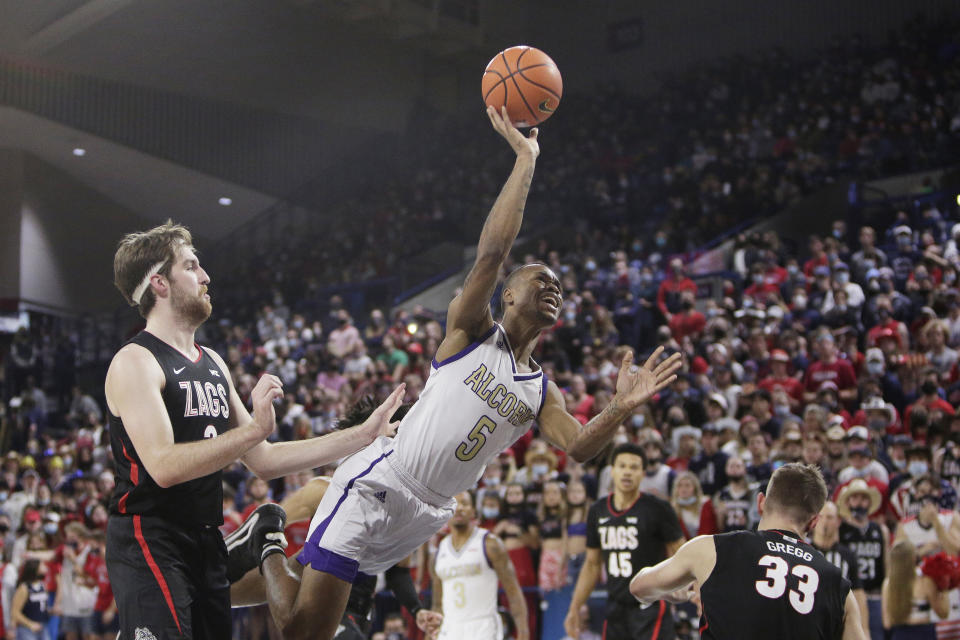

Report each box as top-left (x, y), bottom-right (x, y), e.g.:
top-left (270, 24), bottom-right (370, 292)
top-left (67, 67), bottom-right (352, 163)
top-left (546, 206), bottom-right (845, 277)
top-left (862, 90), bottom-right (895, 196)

top-left (106, 515), bottom-right (230, 640)
top-left (603, 600), bottom-right (675, 640)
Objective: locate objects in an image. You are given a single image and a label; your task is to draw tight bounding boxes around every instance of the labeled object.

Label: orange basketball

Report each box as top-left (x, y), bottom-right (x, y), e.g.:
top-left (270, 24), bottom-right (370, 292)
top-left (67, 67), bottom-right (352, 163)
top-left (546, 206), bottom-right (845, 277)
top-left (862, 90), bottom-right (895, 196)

top-left (482, 46), bottom-right (562, 127)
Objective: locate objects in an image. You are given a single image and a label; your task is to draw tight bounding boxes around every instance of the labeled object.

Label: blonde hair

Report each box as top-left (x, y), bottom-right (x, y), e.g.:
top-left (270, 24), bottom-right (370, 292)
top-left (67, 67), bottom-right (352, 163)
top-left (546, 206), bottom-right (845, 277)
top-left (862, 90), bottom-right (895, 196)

top-left (671, 471), bottom-right (705, 512)
top-left (886, 540), bottom-right (917, 626)
top-left (113, 220), bottom-right (193, 318)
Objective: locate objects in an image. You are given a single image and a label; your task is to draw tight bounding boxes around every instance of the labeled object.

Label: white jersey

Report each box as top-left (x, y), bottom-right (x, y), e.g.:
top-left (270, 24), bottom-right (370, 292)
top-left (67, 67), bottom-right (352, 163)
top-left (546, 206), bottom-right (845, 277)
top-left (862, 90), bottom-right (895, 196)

top-left (393, 323), bottom-right (546, 498)
top-left (435, 528), bottom-right (499, 625)
top-left (900, 511), bottom-right (956, 553)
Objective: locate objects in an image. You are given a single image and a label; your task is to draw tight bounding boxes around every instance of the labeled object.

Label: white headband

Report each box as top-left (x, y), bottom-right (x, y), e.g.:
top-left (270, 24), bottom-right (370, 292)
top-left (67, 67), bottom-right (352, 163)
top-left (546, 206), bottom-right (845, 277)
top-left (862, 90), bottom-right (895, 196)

top-left (131, 261), bottom-right (166, 306)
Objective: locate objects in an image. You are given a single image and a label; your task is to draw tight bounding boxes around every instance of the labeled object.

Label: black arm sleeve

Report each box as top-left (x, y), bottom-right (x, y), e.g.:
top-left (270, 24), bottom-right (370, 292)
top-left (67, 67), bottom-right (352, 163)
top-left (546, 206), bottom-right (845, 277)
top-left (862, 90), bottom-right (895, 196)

top-left (385, 565), bottom-right (423, 616)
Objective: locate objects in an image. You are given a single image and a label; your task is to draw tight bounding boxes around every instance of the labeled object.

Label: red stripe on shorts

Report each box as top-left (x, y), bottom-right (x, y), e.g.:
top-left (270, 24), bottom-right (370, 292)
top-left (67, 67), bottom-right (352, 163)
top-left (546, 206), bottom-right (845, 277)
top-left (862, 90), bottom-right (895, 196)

top-left (133, 515), bottom-right (181, 634)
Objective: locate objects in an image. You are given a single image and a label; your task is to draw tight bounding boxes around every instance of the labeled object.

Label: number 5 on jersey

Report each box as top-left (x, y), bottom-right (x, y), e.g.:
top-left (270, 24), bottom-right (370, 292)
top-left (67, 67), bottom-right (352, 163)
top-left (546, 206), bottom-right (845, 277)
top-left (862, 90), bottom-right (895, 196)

top-left (456, 416), bottom-right (498, 461)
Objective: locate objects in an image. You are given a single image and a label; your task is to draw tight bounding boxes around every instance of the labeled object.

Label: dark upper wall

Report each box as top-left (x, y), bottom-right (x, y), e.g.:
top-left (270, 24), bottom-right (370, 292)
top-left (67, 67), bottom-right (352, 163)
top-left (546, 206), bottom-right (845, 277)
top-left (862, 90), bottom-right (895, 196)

top-left (16, 153), bottom-right (153, 313)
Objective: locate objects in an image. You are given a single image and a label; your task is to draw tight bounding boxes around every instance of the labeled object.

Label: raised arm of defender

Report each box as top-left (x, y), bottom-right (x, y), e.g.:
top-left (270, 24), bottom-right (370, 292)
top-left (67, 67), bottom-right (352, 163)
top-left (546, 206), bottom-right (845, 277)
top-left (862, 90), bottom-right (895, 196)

top-left (437, 107), bottom-right (540, 360)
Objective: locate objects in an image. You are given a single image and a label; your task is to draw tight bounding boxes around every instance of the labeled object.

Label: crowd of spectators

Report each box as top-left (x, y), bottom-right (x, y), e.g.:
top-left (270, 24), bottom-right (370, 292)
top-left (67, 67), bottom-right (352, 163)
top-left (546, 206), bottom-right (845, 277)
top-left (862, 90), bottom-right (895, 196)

top-left (0, 9), bottom-right (959, 640)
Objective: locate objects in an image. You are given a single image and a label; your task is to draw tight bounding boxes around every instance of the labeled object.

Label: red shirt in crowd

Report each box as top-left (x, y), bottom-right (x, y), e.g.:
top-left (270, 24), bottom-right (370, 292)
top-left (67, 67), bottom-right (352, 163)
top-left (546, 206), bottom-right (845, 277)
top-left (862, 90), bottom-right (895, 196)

top-left (803, 359), bottom-right (858, 393)
top-left (904, 397), bottom-right (956, 433)
top-left (657, 277), bottom-right (698, 316)
top-left (83, 551), bottom-right (113, 613)
top-left (669, 310), bottom-right (706, 341)
top-left (758, 375), bottom-right (805, 403)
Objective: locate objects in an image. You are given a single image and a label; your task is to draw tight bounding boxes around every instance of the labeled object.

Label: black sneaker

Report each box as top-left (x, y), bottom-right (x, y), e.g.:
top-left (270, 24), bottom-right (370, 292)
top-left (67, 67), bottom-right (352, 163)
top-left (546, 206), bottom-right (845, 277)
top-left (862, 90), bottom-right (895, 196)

top-left (225, 502), bottom-right (288, 582)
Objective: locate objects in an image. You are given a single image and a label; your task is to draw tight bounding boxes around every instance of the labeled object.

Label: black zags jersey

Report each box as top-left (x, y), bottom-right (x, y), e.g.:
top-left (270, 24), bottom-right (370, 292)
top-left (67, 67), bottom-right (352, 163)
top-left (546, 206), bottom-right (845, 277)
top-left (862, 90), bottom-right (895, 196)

top-left (813, 542), bottom-right (862, 590)
top-left (838, 521), bottom-right (884, 592)
top-left (108, 331), bottom-right (232, 526)
top-left (586, 493), bottom-right (683, 606)
top-left (700, 530), bottom-right (849, 640)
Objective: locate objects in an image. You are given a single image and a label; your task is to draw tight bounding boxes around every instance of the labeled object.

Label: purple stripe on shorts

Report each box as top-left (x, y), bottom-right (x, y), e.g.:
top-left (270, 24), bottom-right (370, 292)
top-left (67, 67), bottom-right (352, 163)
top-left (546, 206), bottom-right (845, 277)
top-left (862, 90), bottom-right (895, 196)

top-left (297, 450), bottom-right (394, 580)
top-left (296, 546), bottom-right (360, 583)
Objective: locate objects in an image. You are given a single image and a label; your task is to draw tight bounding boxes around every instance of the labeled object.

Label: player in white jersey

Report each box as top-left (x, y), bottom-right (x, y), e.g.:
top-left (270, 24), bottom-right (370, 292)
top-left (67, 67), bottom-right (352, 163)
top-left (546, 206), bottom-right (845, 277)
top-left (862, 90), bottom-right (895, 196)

top-left (432, 492), bottom-right (528, 640)
top-left (261, 106), bottom-right (682, 640)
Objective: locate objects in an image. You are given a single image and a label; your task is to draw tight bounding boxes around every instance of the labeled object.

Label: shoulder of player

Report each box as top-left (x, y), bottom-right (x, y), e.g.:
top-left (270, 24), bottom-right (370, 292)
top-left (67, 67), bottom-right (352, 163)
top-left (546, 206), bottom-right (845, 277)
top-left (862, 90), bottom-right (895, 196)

top-left (482, 531), bottom-right (508, 563)
top-left (107, 343), bottom-right (163, 385)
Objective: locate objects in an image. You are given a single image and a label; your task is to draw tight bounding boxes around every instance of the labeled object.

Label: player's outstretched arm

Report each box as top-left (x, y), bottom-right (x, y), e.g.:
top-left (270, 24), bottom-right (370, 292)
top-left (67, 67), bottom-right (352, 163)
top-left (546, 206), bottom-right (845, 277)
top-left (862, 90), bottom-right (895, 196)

top-left (629, 535), bottom-right (715, 606)
top-left (240, 381), bottom-right (406, 480)
top-left (842, 590), bottom-right (869, 640)
top-left (105, 345), bottom-right (279, 488)
top-left (486, 534), bottom-right (529, 640)
top-left (437, 106), bottom-right (539, 360)
top-left (540, 347), bottom-right (682, 462)
top-left (564, 548), bottom-right (602, 638)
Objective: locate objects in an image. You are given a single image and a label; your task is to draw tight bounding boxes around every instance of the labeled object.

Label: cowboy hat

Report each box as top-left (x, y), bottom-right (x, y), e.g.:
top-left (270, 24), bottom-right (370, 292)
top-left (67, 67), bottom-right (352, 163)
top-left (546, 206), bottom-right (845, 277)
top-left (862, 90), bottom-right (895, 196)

top-left (836, 478), bottom-right (882, 518)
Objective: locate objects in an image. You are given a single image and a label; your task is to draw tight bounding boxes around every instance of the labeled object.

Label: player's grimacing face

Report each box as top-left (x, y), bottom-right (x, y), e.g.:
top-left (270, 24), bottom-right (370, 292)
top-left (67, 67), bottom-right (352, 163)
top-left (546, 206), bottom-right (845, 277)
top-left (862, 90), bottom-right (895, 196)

top-left (512, 266), bottom-right (562, 322)
top-left (611, 453), bottom-right (643, 493)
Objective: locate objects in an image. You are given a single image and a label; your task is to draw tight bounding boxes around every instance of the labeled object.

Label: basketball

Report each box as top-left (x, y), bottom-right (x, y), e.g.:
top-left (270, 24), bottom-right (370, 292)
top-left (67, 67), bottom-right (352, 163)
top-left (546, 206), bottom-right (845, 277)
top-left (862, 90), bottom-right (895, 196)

top-left (482, 45), bottom-right (563, 127)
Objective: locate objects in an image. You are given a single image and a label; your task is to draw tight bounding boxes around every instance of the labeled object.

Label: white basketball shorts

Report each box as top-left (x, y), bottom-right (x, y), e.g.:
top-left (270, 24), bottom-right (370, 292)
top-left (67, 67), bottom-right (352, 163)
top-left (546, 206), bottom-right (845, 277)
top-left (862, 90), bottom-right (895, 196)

top-left (297, 436), bottom-right (455, 581)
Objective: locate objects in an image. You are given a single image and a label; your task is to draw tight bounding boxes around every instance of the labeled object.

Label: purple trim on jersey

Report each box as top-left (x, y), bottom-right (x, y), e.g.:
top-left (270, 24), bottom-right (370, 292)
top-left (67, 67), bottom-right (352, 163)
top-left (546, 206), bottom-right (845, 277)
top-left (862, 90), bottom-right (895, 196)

top-left (432, 324), bottom-right (498, 369)
top-left (296, 546), bottom-right (359, 583)
top-left (498, 324), bottom-right (545, 382)
top-left (298, 450), bottom-right (393, 581)
top-left (481, 531), bottom-right (493, 569)
top-left (537, 372), bottom-right (548, 416)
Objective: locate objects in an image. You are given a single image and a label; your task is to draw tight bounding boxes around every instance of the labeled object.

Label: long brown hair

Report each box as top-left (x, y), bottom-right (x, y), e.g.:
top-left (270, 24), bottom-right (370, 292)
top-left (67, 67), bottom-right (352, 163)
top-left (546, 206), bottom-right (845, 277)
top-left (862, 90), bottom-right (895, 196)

top-left (886, 540), bottom-right (917, 626)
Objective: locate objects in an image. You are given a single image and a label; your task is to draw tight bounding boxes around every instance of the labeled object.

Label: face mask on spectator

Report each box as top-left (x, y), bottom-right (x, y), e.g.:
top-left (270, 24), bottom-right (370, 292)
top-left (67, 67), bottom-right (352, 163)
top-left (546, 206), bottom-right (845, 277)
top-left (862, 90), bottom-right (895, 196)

top-left (752, 274), bottom-right (764, 284)
top-left (645, 458), bottom-right (661, 473)
top-left (892, 458), bottom-right (906, 470)
top-left (43, 523), bottom-right (58, 536)
top-left (631, 414), bottom-right (645, 428)
top-left (584, 260), bottom-right (596, 272)
top-left (787, 264), bottom-right (798, 276)
top-left (922, 381), bottom-right (938, 396)
top-left (531, 463), bottom-right (549, 477)
top-left (849, 506), bottom-right (869, 520)
top-left (485, 476), bottom-right (500, 487)
top-left (677, 495), bottom-right (698, 506)
top-left (0, 491), bottom-right (7, 502)
top-left (898, 236), bottom-right (911, 248)
top-left (481, 506), bottom-right (499, 519)
top-left (947, 272), bottom-right (957, 284)
top-left (863, 259), bottom-right (876, 270)
top-left (836, 272), bottom-right (849, 284)
top-left (909, 461), bottom-right (929, 477)
top-left (793, 296), bottom-right (807, 310)
top-left (866, 362), bottom-right (884, 376)
top-left (868, 418), bottom-right (887, 432)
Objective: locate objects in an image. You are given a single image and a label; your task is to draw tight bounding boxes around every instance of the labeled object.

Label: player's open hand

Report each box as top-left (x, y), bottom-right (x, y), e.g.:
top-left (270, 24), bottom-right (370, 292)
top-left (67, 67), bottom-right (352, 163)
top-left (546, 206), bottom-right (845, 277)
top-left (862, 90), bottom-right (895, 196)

top-left (251, 374), bottom-right (283, 439)
top-left (614, 346), bottom-right (682, 410)
top-left (416, 609), bottom-right (443, 636)
top-left (357, 384), bottom-right (406, 443)
top-left (487, 105), bottom-right (539, 161)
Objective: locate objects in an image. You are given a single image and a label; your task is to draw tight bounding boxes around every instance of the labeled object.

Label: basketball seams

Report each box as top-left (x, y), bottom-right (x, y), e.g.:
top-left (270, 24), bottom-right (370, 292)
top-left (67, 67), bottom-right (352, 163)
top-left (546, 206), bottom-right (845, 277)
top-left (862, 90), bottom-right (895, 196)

top-left (515, 68), bottom-right (562, 102)
top-left (500, 50), bottom-right (538, 124)
top-left (482, 68), bottom-right (507, 102)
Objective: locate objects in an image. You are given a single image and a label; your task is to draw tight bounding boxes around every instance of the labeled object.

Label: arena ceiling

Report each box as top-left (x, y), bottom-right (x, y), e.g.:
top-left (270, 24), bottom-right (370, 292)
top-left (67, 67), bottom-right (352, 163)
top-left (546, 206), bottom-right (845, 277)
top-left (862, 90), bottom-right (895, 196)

top-left (0, 0), bottom-right (496, 239)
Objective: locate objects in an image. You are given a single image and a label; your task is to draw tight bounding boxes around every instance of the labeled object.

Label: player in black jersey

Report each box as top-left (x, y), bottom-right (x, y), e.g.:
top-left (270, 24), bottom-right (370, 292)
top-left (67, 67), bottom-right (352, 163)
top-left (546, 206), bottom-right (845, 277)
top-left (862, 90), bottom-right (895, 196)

top-left (564, 443), bottom-right (685, 640)
top-left (837, 479), bottom-right (889, 640)
top-left (812, 501), bottom-right (869, 632)
top-left (630, 463), bottom-right (868, 640)
top-left (106, 222), bottom-right (404, 639)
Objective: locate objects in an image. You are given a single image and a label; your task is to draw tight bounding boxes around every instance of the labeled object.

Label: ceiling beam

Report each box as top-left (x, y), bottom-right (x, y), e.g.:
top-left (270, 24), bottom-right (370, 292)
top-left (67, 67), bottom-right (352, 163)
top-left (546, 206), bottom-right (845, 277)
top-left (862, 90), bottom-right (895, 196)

top-left (19, 0), bottom-right (138, 56)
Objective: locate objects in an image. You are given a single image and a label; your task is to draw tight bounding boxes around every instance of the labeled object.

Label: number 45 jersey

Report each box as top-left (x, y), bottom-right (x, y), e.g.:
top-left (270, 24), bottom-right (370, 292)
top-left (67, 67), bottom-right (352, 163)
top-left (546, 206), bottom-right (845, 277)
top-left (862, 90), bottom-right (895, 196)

top-left (586, 493), bottom-right (684, 607)
top-left (394, 323), bottom-right (547, 498)
top-left (700, 529), bottom-right (850, 640)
